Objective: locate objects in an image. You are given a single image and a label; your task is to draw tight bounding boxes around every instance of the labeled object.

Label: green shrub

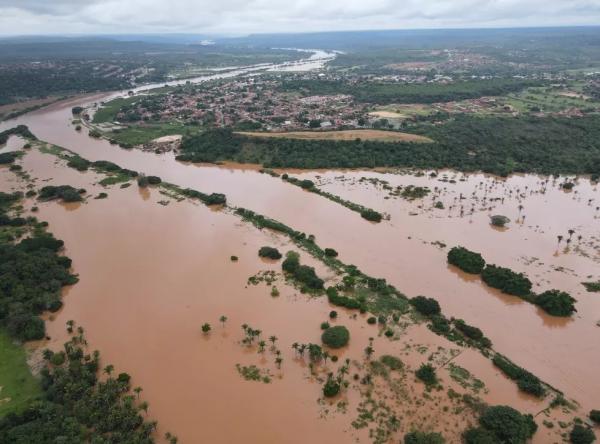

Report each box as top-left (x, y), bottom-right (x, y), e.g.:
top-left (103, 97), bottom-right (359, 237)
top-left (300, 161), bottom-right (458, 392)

top-left (410, 296), bottom-right (441, 316)
top-left (324, 248), bottom-right (338, 257)
top-left (380, 355), bottom-right (403, 370)
top-left (463, 427), bottom-right (499, 444)
top-left (38, 185), bottom-right (84, 203)
top-left (323, 375), bottom-right (340, 397)
top-left (50, 351), bottom-right (66, 366)
top-left (403, 431), bottom-right (445, 444)
top-left (481, 264), bottom-right (532, 297)
top-left (360, 209), bottom-right (382, 222)
top-left (146, 176), bottom-right (162, 185)
top-left (329, 310), bottom-right (337, 319)
top-left (492, 354), bottom-right (544, 397)
top-left (282, 251), bottom-right (300, 273)
top-left (415, 363), bottom-right (437, 385)
top-left (535, 290), bottom-right (577, 316)
top-left (258, 246), bottom-right (282, 260)
top-left (570, 425), bottom-right (596, 444)
top-left (479, 405), bottom-right (538, 443)
top-left (137, 175), bottom-right (149, 187)
top-left (321, 325), bottom-right (350, 348)
top-left (320, 322), bottom-right (330, 330)
top-left (589, 410), bottom-right (600, 424)
top-left (204, 193), bottom-right (226, 205)
top-left (66, 156), bottom-right (91, 171)
top-left (367, 316), bottom-right (377, 325)
top-left (447, 246), bottom-right (486, 274)
top-left (326, 287), bottom-right (364, 311)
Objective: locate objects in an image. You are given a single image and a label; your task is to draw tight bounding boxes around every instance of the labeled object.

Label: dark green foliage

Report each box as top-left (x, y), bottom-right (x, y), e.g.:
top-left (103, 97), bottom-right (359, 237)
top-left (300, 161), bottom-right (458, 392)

top-left (367, 316), bottom-right (377, 325)
top-left (481, 265), bottom-right (532, 297)
top-left (0, 125), bottom-right (37, 145)
top-left (380, 355), bottom-right (403, 371)
top-left (570, 425), bottom-right (596, 444)
top-left (320, 322), bottom-right (330, 330)
top-left (492, 354), bottom-right (544, 397)
top-left (38, 185), bottom-right (84, 203)
top-left (415, 363), bottom-right (437, 385)
top-left (137, 175), bottom-right (149, 187)
top-left (323, 375), bottom-right (340, 397)
top-left (281, 78), bottom-right (538, 104)
top-left (324, 248), bottom-right (338, 257)
top-left (329, 310), bottom-right (337, 319)
top-left (71, 106), bottom-right (84, 115)
top-left (321, 325), bottom-right (350, 348)
top-left (0, 336), bottom-right (156, 443)
top-left (179, 117), bottom-right (600, 176)
top-left (360, 209), bottom-right (383, 222)
top-left (326, 287), bottom-right (364, 311)
top-left (478, 405), bottom-right (537, 444)
top-left (463, 427), bottom-right (500, 444)
top-left (146, 176), bottom-right (162, 185)
top-left (204, 193), bottom-right (226, 205)
top-left (0, 152), bottom-right (19, 164)
top-left (403, 431), bottom-right (445, 444)
top-left (66, 156), bottom-right (91, 171)
top-left (410, 296), bottom-right (441, 316)
top-left (281, 251), bottom-right (324, 289)
top-left (589, 410), bottom-right (600, 424)
top-left (582, 282), bottom-right (600, 292)
top-left (0, 232), bottom-right (77, 341)
top-left (447, 246), bottom-right (486, 274)
top-left (454, 319), bottom-right (492, 348)
top-left (91, 160), bottom-right (138, 177)
top-left (258, 246), bottom-right (282, 260)
top-left (534, 290), bottom-right (577, 317)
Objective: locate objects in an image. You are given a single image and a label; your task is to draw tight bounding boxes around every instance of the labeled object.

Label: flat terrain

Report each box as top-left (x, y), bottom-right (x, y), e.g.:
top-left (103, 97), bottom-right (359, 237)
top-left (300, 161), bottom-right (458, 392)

top-left (0, 331), bottom-right (40, 416)
top-left (237, 129), bottom-right (433, 142)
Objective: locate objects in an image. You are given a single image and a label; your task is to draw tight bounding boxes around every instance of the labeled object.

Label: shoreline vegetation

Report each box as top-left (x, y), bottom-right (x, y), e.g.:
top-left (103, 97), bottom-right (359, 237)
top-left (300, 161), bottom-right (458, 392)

top-left (447, 246), bottom-right (578, 317)
top-left (174, 120), bottom-right (600, 177)
top-left (259, 169), bottom-right (386, 222)
top-left (1, 126), bottom-right (586, 442)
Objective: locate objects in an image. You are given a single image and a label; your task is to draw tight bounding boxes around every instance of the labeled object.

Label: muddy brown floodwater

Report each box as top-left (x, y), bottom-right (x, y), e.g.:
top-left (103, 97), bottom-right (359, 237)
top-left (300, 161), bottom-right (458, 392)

top-left (1, 88), bottom-right (599, 442)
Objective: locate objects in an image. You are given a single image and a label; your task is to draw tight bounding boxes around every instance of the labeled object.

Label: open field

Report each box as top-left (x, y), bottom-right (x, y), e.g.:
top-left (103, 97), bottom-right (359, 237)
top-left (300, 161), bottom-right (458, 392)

top-left (237, 129), bottom-right (433, 142)
top-left (0, 331), bottom-right (40, 417)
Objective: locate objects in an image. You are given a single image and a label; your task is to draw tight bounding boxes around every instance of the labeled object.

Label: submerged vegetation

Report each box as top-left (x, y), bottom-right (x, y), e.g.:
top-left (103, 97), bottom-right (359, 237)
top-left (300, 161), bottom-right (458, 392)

top-left (447, 247), bottom-right (486, 274)
top-left (321, 325), bottom-right (350, 348)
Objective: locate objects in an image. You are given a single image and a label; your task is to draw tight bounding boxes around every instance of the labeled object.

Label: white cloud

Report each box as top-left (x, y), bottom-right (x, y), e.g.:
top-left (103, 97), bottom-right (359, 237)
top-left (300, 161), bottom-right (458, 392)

top-left (0, 0), bottom-right (599, 35)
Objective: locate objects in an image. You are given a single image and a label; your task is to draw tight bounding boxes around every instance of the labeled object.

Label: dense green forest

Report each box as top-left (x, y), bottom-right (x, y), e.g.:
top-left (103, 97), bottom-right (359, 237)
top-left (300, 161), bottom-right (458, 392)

top-left (280, 78), bottom-right (539, 104)
top-left (178, 117), bottom-right (600, 176)
top-left (0, 332), bottom-right (157, 443)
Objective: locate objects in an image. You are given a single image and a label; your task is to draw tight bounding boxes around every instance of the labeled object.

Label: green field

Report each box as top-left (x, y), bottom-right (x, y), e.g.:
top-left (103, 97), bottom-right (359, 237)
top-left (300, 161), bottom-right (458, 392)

top-left (109, 122), bottom-right (193, 146)
top-left (0, 330), bottom-right (41, 417)
top-left (92, 96), bottom-right (140, 124)
top-left (503, 85), bottom-right (596, 113)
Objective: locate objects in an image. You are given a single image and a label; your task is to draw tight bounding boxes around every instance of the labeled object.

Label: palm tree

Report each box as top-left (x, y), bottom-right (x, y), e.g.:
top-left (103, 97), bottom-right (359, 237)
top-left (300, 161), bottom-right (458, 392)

top-left (258, 340), bottom-right (266, 353)
top-left (269, 335), bottom-right (277, 346)
top-left (139, 401), bottom-right (149, 415)
top-left (557, 235), bottom-right (563, 244)
top-left (133, 386), bottom-right (143, 399)
top-left (292, 342), bottom-right (299, 356)
top-left (568, 229), bottom-right (575, 239)
top-left (364, 345), bottom-right (374, 360)
top-left (201, 323), bottom-right (211, 334)
top-left (275, 357), bottom-right (283, 369)
top-left (66, 320), bottom-right (75, 333)
top-left (103, 364), bottom-right (114, 376)
top-left (219, 315), bottom-right (227, 327)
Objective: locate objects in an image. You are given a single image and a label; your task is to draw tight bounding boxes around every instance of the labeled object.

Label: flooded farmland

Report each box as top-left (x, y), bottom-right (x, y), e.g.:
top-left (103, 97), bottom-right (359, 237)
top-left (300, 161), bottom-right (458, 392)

top-left (1, 80), bottom-right (599, 443)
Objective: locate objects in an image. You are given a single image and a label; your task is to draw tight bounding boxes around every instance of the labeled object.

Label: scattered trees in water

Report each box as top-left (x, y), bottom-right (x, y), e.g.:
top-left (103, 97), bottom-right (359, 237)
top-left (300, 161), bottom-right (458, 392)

top-left (323, 374), bottom-right (341, 397)
top-left (321, 325), bottom-right (350, 348)
top-left (258, 246), bottom-right (282, 260)
top-left (465, 405), bottom-right (537, 444)
top-left (38, 185), bottom-right (85, 203)
top-left (447, 246), bottom-right (486, 274)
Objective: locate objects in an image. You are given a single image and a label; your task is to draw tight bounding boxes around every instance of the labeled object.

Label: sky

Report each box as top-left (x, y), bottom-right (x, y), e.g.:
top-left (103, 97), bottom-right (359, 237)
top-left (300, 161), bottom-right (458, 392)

top-left (0, 0), bottom-right (599, 36)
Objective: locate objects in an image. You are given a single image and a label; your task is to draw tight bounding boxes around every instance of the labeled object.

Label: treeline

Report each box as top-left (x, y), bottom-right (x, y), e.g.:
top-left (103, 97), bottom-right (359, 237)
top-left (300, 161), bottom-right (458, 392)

top-left (177, 117), bottom-right (600, 176)
top-left (0, 331), bottom-right (158, 443)
top-left (279, 78), bottom-right (539, 104)
top-left (280, 174), bottom-right (384, 222)
top-left (447, 246), bottom-right (577, 317)
top-left (0, 125), bottom-right (37, 145)
top-left (0, 192), bottom-right (78, 341)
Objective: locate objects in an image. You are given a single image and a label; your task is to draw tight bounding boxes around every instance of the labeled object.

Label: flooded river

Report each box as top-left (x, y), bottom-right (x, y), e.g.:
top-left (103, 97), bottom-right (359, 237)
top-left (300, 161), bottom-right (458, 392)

top-left (1, 50), bottom-right (599, 442)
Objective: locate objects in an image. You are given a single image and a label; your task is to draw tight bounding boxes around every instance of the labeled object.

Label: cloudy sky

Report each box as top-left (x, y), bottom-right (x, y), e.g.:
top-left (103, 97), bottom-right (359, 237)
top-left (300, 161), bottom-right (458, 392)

top-left (1, 0), bottom-right (599, 35)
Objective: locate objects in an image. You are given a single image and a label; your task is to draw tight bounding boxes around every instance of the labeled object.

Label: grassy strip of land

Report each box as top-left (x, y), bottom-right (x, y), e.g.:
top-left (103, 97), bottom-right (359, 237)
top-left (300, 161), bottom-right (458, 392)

top-left (237, 129), bottom-right (432, 143)
top-left (107, 122), bottom-right (190, 147)
top-left (91, 96), bottom-right (140, 124)
top-left (0, 330), bottom-right (41, 417)
top-left (261, 171), bottom-right (385, 222)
